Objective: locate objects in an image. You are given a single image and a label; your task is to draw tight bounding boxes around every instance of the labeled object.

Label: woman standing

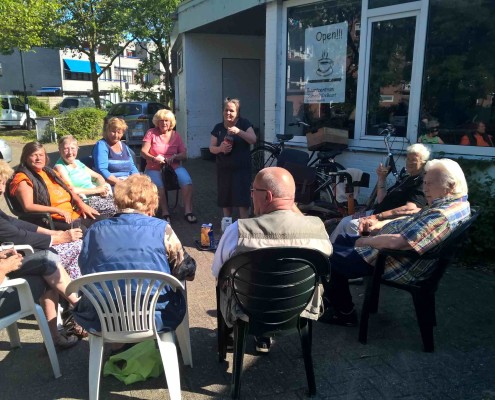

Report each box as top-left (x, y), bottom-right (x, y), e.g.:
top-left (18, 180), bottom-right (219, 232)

top-left (92, 117), bottom-right (139, 186)
top-left (141, 109), bottom-right (196, 223)
top-left (209, 98), bottom-right (257, 219)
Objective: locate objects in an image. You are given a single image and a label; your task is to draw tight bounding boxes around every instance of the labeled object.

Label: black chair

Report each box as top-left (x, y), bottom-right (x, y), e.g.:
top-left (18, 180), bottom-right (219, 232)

top-left (4, 179), bottom-right (55, 229)
top-left (358, 209), bottom-right (479, 352)
top-left (216, 247), bottom-right (330, 399)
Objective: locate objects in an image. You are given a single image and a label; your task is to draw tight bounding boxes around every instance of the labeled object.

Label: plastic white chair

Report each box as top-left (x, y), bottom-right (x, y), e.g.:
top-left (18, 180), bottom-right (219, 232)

top-left (66, 270), bottom-right (193, 400)
top-left (0, 277), bottom-right (62, 379)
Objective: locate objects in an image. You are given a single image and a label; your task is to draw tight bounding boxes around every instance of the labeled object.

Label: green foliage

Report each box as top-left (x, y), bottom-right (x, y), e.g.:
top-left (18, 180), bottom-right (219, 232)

top-left (52, 0), bottom-right (134, 108)
top-left (0, 0), bottom-right (60, 53)
top-left (457, 158), bottom-right (495, 261)
top-left (50, 108), bottom-right (106, 141)
top-left (27, 96), bottom-right (59, 117)
top-left (127, 0), bottom-right (181, 105)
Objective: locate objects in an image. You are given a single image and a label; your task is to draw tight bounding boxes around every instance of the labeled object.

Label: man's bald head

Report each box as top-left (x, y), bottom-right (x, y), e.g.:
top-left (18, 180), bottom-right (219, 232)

top-left (255, 167), bottom-right (296, 199)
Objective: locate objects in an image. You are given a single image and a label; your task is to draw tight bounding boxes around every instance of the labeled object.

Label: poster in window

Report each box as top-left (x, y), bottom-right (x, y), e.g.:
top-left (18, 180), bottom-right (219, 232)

top-left (304, 22), bottom-right (348, 104)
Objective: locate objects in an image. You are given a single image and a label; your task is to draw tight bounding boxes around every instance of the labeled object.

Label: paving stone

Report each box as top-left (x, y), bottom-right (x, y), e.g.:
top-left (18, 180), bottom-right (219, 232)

top-left (1, 156), bottom-right (494, 399)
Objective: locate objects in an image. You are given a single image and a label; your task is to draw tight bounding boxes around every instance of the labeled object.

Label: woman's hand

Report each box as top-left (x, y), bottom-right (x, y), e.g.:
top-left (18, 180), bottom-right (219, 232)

top-left (78, 203), bottom-right (100, 220)
top-left (220, 141), bottom-right (232, 154)
top-left (55, 209), bottom-right (73, 224)
top-left (0, 252), bottom-right (23, 274)
top-left (376, 163), bottom-right (390, 180)
top-left (155, 154), bottom-right (166, 164)
top-left (96, 185), bottom-right (110, 198)
top-left (227, 126), bottom-right (241, 135)
top-left (165, 154), bottom-right (176, 164)
top-left (51, 228), bottom-right (83, 245)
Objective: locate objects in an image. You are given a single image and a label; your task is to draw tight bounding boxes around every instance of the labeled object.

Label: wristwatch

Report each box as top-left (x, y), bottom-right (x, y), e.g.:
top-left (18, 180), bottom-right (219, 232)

top-left (377, 213), bottom-right (384, 221)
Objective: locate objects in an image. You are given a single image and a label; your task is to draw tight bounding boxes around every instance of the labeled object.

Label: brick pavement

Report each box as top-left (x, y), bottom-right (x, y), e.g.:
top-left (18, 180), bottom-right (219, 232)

top-left (1, 154), bottom-right (495, 399)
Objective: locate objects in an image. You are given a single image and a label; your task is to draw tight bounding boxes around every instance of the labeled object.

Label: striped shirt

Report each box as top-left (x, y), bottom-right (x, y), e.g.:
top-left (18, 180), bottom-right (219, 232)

top-left (355, 196), bottom-right (470, 283)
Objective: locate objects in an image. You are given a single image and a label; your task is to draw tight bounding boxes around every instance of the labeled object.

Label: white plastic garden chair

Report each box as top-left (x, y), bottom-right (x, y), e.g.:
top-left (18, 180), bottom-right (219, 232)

top-left (0, 276), bottom-right (62, 379)
top-left (66, 270), bottom-right (193, 400)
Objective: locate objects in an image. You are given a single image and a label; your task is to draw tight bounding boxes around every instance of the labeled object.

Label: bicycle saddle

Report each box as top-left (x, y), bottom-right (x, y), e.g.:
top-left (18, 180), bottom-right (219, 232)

top-left (317, 150), bottom-right (342, 160)
top-left (275, 134), bottom-right (294, 141)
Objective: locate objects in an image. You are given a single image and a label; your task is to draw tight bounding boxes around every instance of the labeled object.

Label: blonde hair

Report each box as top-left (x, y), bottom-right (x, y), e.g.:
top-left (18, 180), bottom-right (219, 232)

top-left (152, 109), bottom-right (176, 129)
top-left (0, 160), bottom-right (14, 182)
top-left (104, 117), bottom-right (128, 139)
top-left (224, 98), bottom-right (241, 117)
top-left (424, 159), bottom-right (468, 197)
top-left (114, 175), bottom-right (159, 214)
top-left (58, 135), bottom-right (78, 149)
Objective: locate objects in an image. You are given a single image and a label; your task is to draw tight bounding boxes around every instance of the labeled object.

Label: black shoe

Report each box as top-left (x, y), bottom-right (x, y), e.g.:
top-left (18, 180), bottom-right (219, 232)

top-left (254, 336), bottom-right (272, 353)
top-left (319, 308), bottom-right (358, 327)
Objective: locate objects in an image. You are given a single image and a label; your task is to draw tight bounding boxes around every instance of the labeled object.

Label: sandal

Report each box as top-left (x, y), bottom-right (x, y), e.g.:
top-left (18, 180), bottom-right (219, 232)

top-left (62, 312), bottom-right (89, 339)
top-left (162, 215), bottom-right (171, 222)
top-left (54, 333), bottom-right (79, 350)
top-left (184, 213), bottom-right (197, 224)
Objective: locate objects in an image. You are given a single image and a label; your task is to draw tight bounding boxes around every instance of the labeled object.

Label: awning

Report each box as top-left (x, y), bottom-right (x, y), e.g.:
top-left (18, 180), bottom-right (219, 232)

top-left (63, 58), bottom-right (101, 74)
top-left (36, 87), bottom-right (62, 93)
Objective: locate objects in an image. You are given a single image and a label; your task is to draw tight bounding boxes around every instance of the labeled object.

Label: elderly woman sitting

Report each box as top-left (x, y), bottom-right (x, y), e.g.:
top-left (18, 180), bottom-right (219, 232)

top-left (329, 143), bottom-right (430, 242)
top-left (54, 135), bottom-right (117, 217)
top-left (73, 175), bottom-right (196, 341)
top-left (93, 117), bottom-right (139, 186)
top-left (9, 141), bottom-right (100, 231)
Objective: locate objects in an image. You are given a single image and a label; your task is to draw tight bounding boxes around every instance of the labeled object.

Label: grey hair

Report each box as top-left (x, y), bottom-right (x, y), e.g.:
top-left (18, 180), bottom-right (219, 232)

top-left (424, 159), bottom-right (468, 197)
top-left (407, 143), bottom-right (430, 163)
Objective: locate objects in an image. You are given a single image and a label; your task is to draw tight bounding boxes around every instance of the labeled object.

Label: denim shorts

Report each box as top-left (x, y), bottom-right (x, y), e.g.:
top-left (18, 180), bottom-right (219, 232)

top-left (145, 167), bottom-right (193, 189)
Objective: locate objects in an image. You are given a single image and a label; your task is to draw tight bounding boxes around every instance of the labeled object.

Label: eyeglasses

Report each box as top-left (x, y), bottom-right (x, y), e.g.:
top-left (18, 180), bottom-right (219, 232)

top-left (250, 187), bottom-right (268, 193)
top-left (429, 128), bottom-right (439, 132)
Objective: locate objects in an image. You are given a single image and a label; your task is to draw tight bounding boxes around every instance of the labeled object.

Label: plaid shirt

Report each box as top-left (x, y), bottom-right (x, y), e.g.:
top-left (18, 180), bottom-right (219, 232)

top-left (355, 196), bottom-right (470, 283)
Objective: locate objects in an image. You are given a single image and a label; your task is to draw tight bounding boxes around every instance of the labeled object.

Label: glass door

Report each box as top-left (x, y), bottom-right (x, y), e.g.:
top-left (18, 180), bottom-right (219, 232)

top-left (365, 16), bottom-right (416, 137)
top-left (355, 1), bottom-right (428, 142)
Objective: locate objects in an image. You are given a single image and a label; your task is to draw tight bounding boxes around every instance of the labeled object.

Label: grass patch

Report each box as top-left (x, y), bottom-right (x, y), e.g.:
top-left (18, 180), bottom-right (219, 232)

top-left (0, 128), bottom-right (37, 143)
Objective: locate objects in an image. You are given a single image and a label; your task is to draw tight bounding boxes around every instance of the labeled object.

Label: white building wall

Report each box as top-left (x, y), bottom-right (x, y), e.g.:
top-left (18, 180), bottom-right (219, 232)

top-left (181, 33), bottom-right (265, 158)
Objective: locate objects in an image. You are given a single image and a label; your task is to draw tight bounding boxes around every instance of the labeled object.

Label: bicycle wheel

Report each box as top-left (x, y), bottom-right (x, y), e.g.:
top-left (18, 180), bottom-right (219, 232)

top-left (251, 146), bottom-right (278, 177)
top-left (314, 171), bottom-right (336, 205)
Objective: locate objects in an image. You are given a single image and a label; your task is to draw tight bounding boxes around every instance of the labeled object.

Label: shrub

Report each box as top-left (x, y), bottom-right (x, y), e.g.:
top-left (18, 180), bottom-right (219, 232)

top-left (457, 158), bottom-right (495, 263)
top-left (27, 96), bottom-right (59, 117)
top-left (51, 107), bottom-right (107, 141)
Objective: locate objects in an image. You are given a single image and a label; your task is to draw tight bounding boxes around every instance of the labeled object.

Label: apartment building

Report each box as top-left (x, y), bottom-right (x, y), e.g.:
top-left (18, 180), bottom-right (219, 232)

top-left (0, 43), bottom-right (162, 104)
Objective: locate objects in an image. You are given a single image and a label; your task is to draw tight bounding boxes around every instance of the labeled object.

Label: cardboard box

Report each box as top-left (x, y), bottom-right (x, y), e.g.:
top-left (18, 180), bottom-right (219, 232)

top-left (306, 127), bottom-right (348, 150)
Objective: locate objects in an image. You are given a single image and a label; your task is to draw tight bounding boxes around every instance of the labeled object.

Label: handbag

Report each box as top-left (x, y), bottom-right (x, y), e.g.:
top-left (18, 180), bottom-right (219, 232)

top-left (161, 163), bottom-right (180, 191)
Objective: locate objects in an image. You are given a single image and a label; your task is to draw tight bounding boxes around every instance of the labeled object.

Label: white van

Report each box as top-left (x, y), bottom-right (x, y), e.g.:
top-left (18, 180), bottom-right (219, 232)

top-left (0, 95), bottom-right (37, 129)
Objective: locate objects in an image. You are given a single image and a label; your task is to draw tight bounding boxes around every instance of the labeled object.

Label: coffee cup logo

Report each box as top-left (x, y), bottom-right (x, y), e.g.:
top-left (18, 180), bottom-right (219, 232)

top-left (316, 50), bottom-right (334, 77)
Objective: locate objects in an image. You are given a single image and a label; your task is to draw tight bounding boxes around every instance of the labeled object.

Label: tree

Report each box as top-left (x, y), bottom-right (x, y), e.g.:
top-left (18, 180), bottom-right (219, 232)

top-left (0, 0), bottom-right (59, 53)
top-left (127, 0), bottom-right (180, 106)
top-left (52, 0), bottom-right (134, 108)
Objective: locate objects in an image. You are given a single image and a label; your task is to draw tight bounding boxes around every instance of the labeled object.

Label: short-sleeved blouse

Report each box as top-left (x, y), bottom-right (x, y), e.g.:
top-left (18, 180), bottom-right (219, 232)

top-left (143, 128), bottom-right (186, 171)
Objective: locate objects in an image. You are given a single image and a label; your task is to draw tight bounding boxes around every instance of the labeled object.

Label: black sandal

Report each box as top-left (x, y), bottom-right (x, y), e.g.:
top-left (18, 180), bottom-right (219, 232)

top-left (184, 213), bottom-right (197, 223)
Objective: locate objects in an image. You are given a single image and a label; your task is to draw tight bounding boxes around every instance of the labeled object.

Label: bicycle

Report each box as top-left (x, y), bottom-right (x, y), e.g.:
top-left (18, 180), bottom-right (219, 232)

top-left (251, 120), bottom-right (355, 216)
top-left (365, 123), bottom-right (405, 209)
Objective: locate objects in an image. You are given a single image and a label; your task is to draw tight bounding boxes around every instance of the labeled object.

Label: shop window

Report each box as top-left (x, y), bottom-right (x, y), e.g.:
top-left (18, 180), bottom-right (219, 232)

top-left (421, 0), bottom-right (495, 147)
top-left (285, 0), bottom-right (362, 139)
top-left (368, 0), bottom-right (416, 9)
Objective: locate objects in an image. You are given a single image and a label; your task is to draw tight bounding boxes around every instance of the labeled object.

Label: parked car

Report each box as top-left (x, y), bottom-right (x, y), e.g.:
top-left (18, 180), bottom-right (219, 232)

top-left (104, 101), bottom-right (170, 147)
top-left (0, 139), bottom-right (12, 163)
top-left (59, 97), bottom-right (113, 113)
top-left (0, 95), bottom-right (37, 129)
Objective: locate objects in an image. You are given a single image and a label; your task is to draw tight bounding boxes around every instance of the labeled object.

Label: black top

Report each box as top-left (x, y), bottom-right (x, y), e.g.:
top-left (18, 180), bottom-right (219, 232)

top-left (0, 210), bottom-right (51, 249)
top-left (373, 174), bottom-right (426, 214)
top-left (211, 117), bottom-right (253, 170)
